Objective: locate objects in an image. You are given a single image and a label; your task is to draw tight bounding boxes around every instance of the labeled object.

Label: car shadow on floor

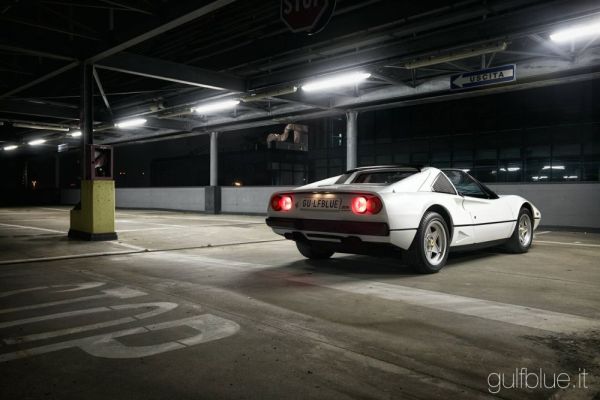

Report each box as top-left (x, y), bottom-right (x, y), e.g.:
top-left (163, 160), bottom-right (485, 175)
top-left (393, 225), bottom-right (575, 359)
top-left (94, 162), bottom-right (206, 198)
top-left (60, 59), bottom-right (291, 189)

top-left (268, 247), bottom-right (507, 278)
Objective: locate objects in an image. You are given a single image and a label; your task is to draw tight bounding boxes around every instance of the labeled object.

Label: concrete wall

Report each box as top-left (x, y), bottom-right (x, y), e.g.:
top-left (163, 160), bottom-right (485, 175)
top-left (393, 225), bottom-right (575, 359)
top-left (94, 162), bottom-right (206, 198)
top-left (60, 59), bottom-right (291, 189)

top-left (61, 183), bottom-right (600, 229)
top-left (221, 186), bottom-right (295, 213)
top-left (61, 187), bottom-right (206, 212)
top-left (489, 183), bottom-right (600, 230)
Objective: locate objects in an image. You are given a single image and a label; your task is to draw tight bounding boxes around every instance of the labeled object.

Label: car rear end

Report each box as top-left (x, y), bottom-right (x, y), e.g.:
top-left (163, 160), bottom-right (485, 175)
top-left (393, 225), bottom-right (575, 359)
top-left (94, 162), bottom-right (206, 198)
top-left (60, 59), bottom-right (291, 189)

top-left (265, 187), bottom-right (396, 255)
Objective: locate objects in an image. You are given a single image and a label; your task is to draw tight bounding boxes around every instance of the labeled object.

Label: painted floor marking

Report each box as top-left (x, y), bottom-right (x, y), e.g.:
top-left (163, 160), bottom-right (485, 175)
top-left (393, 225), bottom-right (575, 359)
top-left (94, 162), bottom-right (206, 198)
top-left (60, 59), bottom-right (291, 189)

top-left (535, 240), bottom-right (600, 248)
top-left (113, 241), bottom-right (148, 251)
top-left (0, 286), bottom-right (147, 314)
top-left (534, 231), bottom-right (551, 235)
top-left (286, 275), bottom-right (600, 334)
top-left (3, 302), bottom-right (178, 344)
top-left (0, 314), bottom-right (239, 362)
top-left (117, 227), bottom-right (172, 233)
top-left (0, 222), bottom-right (65, 234)
top-left (0, 282), bottom-right (105, 298)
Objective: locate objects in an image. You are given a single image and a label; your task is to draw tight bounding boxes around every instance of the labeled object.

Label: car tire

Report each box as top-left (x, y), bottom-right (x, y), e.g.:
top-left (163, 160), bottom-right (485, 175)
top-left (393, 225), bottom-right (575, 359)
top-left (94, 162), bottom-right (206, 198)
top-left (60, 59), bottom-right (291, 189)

top-left (296, 241), bottom-right (334, 259)
top-left (405, 211), bottom-right (450, 274)
top-left (504, 208), bottom-right (533, 253)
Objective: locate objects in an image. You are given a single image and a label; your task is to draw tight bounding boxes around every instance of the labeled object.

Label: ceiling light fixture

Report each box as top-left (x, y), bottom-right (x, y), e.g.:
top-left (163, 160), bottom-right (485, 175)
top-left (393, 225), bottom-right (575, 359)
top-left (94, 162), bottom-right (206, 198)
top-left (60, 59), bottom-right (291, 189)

top-left (13, 122), bottom-right (69, 132)
top-left (191, 100), bottom-right (240, 114)
top-left (115, 118), bottom-right (147, 129)
top-left (301, 72), bottom-right (371, 92)
top-left (3, 145), bottom-right (18, 151)
top-left (69, 130), bottom-right (82, 137)
top-left (550, 19), bottom-right (600, 43)
top-left (28, 139), bottom-right (46, 146)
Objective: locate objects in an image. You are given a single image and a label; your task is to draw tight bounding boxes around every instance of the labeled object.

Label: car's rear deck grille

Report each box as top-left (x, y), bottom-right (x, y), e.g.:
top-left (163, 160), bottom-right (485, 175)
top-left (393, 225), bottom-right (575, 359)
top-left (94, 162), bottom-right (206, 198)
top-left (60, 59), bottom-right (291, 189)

top-left (266, 217), bottom-right (389, 236)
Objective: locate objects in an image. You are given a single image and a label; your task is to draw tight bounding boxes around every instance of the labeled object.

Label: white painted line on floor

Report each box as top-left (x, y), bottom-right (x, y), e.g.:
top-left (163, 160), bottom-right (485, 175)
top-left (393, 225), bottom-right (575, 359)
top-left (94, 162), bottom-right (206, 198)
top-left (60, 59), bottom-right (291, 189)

top-left (0, 222), bottom-right (65, 234)
top-left (0, 282), bottom-right (105, 298)
top-left (0, 306), bottom-right (109, 329)
top-left (0, 286), bottom-right (147, 314)
top-left (0, 314), bottom-right (239, 362)
top-left (534, 231), bottom-right (551, 235)
top-left (38, 207), bottom-right (69, 212)
top-left (3, 302), bottom-right (178, 344)
top-left (287, 275), bottom-right (600, 334)
top-left (0, 250), bottom-right (139, 266)
top-left (113, 241), bottom-right (148, 251)
top-left (117, 227), bottom-right (172, 232)
top-left (535, 240), bottom-right (600, 248)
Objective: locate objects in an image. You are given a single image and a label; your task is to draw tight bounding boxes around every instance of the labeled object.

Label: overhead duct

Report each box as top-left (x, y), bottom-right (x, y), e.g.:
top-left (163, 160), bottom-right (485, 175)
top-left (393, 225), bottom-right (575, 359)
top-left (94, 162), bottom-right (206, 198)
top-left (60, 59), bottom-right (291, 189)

top-left (397, 41), bottom-right (508, 69)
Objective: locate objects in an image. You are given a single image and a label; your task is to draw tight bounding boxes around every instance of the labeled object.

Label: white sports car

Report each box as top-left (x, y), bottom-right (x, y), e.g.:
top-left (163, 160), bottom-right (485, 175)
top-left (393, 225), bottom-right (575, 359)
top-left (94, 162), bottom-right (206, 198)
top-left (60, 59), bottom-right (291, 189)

top-left (266, 165), bottom-right (541, 273)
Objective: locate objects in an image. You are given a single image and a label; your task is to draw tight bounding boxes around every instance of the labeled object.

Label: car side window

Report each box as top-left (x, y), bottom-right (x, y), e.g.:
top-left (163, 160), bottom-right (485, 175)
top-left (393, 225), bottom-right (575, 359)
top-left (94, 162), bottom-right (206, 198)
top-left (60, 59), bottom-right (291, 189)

top-left (443, 170), bottom-right (488, 199)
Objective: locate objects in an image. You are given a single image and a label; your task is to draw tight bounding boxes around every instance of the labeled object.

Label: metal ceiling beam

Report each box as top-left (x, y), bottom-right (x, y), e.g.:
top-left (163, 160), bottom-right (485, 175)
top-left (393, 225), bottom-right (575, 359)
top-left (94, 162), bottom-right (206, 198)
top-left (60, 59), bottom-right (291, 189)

top-left (93, 67), bottom-right (112, 115)
top-left (88, 0), bottom-right (238, 63)
top-left (143, 117), bottom-right (193, 131)
top-left (0, 44), bottom-right (76, 61)
top-left (95, 53), bottom-right (246, 92)
top-left (96, 0), bottom-right (153, 15)
top-left (0, 61), bottom-right (79, 99)
top-left (0, 99), bottom-right (79, 119)
top-left (0, 0), bottom-right (236, 101)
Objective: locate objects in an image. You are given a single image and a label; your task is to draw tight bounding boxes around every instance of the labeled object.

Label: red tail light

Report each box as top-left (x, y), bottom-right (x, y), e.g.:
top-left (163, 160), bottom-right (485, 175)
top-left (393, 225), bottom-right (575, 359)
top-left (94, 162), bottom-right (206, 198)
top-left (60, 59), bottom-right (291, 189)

top-left (366, 197), bottom-right (382, 214)
top-left (351, 196), bottom-right (368, 214)
top-left (351, 195), bottom-right (382, 215)
top-left (270, 194), bottom-right (293, 211)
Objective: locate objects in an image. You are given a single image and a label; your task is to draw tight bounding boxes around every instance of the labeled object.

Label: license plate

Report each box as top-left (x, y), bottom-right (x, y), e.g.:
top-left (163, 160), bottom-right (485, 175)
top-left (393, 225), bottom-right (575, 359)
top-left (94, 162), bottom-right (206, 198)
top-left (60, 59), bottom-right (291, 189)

top-left (300, 197), bottom-right (342, 211)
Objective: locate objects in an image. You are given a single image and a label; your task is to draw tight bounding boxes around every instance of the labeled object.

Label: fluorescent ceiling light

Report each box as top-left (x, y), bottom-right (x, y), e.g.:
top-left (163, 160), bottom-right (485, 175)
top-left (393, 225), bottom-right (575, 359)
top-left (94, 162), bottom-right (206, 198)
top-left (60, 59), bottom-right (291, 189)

top-left (507, 167), bottom-right (521, 172)
top-left (115, 118), bottom-right (147, 129)
top-left (550, 19), bottom-right (600, 43)
top-left (13, 122), bottom-right (69, 132)
top-left (3, 145), bottom-right (18, 151)
top-left (563, 175), bottom-right (578, 179)
top-left (192, 100), bottom-right (240, 114)
top-left (28, 139), bottom-right (46, 146)
top-left (301, 72), bottom-right (371, 92)
top-left (542, 165), bottom-right (565, 170)
top-left (69, 130), bottom-right (82, 137)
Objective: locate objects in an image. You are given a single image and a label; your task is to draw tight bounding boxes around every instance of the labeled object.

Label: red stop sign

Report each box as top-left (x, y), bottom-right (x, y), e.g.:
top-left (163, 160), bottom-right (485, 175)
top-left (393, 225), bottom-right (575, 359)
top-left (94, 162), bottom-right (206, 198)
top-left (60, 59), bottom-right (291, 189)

top-left (281, 0), bottom-right (334, 33)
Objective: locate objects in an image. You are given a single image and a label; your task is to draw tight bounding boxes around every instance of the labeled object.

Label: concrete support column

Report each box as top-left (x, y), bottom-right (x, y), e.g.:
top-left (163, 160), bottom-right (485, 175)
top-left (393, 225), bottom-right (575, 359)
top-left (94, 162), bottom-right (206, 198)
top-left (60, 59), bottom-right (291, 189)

top-left (206, 131), bottom-right (221, 214)
top-left (68, 63), bottom-right (117, 241)
top-left (210, 131), bottom-right (218, 186)
top-left (346, 111), bottom-right (358, 171)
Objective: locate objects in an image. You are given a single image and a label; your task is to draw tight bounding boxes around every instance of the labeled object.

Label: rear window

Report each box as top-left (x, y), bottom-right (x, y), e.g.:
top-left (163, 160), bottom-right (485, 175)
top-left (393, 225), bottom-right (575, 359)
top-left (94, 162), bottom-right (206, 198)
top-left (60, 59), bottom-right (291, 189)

top-left (335, 170), bottom-right (416, 185)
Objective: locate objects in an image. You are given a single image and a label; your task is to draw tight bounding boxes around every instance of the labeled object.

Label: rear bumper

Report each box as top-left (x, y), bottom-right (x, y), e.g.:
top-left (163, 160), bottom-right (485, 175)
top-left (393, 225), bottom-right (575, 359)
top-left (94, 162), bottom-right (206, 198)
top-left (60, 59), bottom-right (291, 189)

top-left (265, 217), bottom-right (390, 236)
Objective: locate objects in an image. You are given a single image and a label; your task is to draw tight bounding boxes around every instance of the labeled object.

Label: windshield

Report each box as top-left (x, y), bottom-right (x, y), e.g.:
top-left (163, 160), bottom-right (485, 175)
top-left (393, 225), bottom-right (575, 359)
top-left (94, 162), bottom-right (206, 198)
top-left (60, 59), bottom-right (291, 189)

top-left (335, 170), bottom-right (416, 185)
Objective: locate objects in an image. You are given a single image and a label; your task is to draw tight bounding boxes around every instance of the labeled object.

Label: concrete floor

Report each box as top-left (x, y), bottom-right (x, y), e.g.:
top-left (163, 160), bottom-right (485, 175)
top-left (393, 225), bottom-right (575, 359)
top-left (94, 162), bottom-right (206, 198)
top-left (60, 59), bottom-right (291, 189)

top-left (0, 207), bottom-right (598, 399)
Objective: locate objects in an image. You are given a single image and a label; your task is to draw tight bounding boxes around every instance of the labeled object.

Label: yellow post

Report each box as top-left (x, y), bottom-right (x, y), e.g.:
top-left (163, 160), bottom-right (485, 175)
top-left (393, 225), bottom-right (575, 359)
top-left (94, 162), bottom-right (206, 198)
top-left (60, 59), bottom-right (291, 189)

top-left (68, 180), bottom-right (117, 241)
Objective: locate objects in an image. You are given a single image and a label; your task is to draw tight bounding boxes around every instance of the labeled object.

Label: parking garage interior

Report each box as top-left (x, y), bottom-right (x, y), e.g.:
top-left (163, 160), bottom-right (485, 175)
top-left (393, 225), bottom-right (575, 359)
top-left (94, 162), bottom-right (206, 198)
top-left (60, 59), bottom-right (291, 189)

top-left (0, 1), bottom-right (599, 399)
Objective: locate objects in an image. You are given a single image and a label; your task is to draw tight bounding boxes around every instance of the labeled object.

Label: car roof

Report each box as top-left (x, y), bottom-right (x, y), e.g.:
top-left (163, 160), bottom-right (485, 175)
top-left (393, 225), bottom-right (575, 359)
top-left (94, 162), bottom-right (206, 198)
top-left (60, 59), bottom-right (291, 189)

top-left (345, 164), bottom-right (423, 173)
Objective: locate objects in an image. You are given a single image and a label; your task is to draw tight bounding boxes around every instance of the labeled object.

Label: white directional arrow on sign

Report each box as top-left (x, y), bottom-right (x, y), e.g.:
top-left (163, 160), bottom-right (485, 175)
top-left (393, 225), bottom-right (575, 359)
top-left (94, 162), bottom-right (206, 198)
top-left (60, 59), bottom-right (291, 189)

top-left (450, 65), bottom-right (516, 90)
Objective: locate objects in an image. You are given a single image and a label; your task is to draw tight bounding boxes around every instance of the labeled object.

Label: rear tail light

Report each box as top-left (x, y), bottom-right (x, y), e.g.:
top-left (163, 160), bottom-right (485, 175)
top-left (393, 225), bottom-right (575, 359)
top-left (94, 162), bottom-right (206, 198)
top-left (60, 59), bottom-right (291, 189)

top-left (351, 195), bottom-right (382, 215)
top-left (270, 194), bottom-right (293, 211)
top-left (351, 196), bottom-right (368, 214)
